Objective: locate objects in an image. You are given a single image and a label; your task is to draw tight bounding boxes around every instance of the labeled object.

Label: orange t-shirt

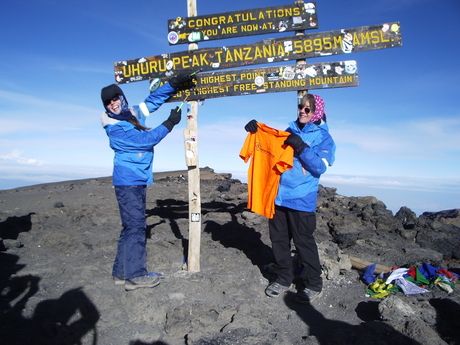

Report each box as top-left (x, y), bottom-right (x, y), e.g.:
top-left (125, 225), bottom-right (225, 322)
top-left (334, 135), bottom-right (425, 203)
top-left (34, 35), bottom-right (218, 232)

top-left (239, 123), bottom-right (294, 218)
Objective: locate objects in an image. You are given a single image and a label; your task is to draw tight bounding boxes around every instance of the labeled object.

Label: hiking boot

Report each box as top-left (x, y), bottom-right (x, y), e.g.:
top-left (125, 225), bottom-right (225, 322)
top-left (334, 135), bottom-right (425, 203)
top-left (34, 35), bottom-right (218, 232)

top-left (296, 287), bottom-right (322, 303)
top-left (125, 274), bottom-right (160, 291)
top-left (113, 276), bottom-right (125, 285)
top-left (113, 271), bottom-right (164, 286)
top-left (265, 282), bottom-right (289, 298)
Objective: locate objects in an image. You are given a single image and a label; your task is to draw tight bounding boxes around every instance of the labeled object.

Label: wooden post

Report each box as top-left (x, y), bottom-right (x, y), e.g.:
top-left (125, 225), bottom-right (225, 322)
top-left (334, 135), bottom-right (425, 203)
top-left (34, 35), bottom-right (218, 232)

top-left (295, 0), bottom-right (307, 106)
top-left (185, 0), bottom-right (201, 272)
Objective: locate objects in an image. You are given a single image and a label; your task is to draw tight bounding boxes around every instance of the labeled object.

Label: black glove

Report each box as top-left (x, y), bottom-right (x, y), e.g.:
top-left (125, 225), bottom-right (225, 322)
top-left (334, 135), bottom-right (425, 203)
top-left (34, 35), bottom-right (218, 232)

top-left (169, 72), bottom-right (197, 91)
top-left (162, 106), bottom-right (182, 131)
top-left (244, 119), bottom-right (258, 133)
top-left (284, 134), bottom-right (308, 154)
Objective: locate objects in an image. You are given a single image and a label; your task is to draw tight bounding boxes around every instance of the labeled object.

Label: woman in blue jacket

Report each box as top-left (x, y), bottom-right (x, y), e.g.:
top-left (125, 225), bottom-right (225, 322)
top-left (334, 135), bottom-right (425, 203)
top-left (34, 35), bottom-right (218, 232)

top-left (100, 73), bottom-right (194, 291)
top-left (244, 93), bottom-right (335, 302)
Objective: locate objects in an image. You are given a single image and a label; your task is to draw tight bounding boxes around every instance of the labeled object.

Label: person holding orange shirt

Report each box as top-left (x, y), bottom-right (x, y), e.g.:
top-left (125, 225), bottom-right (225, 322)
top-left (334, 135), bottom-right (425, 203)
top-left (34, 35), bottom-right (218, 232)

top-left (244, 93), bottom-right (335, 303)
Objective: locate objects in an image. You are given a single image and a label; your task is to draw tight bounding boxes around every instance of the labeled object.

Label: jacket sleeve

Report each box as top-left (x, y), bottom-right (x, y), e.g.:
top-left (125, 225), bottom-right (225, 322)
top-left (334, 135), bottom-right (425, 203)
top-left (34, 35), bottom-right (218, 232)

top-left (138, 82), bottom-right (176, 116)
top-left (297, 132), bottom-right (336, 178)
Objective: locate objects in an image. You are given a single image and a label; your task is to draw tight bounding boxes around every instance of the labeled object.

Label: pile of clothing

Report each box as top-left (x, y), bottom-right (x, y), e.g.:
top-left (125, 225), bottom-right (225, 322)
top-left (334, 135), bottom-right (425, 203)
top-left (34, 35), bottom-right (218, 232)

top-left (362, 263), bottom-right (458, 299)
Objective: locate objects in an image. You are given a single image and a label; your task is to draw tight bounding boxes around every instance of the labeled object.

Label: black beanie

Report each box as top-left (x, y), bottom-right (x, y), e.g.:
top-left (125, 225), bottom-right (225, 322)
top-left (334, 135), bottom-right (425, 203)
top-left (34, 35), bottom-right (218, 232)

top-left (101, 84), bottom-right (125, 106)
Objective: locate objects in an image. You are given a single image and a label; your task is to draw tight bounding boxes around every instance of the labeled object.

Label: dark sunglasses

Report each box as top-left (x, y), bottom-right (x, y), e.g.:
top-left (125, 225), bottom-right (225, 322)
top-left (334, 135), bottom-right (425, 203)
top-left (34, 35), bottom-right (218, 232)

top-left (104, 96), bottom-right (120, 106)
top-left (297, 104), bottom-right (311, 113)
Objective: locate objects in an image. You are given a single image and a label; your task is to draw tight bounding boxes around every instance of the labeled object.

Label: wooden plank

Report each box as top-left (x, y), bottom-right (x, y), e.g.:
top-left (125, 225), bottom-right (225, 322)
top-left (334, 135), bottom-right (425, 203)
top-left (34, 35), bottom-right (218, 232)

top-left (350, 256), bottom-right (391, 274)
top-left (114, 22), bottom-right (401, 84)
top-left (167, 1), bottom-right (318, 45)
top-left (153, 61), bottom-right (358, 101)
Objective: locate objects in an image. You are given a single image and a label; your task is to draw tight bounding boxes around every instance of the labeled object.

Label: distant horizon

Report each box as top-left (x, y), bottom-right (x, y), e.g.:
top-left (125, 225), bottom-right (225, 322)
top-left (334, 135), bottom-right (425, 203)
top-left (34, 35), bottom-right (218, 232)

top-left (2, 167), bottom-right (458, 217)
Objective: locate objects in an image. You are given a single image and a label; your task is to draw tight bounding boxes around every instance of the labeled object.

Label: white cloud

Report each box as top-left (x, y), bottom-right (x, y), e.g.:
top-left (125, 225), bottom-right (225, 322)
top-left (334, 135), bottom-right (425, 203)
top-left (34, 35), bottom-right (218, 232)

top-left (0, 160), bottom-right (112, 189)
top-left (78, 7), bottom-right (166, 45)
top-left (0, 150), bottom-right (43, 166)
top-left (0, 89), bottom-right (98, 115)
top-left (0, 88), bottom-right (100, 135)
top-left (412, 117), bottom-right (460, 137)
top-left (322, 173), bottom-right (460, 215)
top-left (0, 119), bottom-right (51, 134)
top-left (50, 63), bottom-right (111, 75)
top-left (332, 116), bottom-right (460, 156)
top-left (322, 173), bottom-right (460, 194)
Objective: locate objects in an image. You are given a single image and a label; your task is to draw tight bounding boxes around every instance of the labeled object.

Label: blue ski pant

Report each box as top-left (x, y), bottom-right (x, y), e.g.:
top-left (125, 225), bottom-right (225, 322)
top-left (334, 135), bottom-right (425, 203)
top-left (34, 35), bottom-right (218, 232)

top-left (112, 185), bottom-right (148, 279)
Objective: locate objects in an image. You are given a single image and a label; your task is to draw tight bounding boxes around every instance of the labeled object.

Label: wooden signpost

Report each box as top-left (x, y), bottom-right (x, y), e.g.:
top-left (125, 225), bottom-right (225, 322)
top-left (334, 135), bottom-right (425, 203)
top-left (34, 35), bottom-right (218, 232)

top-left (114, 22), bottom-right (401, 84)
top-left (167, 2), bottom-right (318, 45)
top-left (161, 60), bottom-right (359, 101)
top-left (112, 0), bottom-right (402, 273)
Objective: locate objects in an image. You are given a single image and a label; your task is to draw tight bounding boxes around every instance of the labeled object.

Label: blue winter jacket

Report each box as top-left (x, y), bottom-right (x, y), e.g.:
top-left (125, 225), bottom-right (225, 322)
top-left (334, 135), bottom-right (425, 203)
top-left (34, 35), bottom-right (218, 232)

top-left (101, 83), bottom-right (176, 186)
top-left (274, 120), bottom-right (335, 212)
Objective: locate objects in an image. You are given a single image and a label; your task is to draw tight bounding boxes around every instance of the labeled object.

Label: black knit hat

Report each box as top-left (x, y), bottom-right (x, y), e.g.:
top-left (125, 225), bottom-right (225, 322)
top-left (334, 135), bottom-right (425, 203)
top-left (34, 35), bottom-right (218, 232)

top-left (100, 84), bottom-right (125, 106)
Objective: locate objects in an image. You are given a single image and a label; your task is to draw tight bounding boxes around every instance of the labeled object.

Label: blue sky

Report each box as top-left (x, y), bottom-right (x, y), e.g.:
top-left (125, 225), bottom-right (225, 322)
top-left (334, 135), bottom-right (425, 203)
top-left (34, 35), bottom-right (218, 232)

top-left (1, 0), bottom-right (459, 215)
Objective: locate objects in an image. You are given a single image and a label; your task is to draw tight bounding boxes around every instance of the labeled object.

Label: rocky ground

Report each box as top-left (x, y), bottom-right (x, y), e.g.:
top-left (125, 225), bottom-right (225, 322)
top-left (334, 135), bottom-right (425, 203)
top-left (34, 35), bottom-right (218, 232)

top-left (1, 167), bottom-right (459, 345)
